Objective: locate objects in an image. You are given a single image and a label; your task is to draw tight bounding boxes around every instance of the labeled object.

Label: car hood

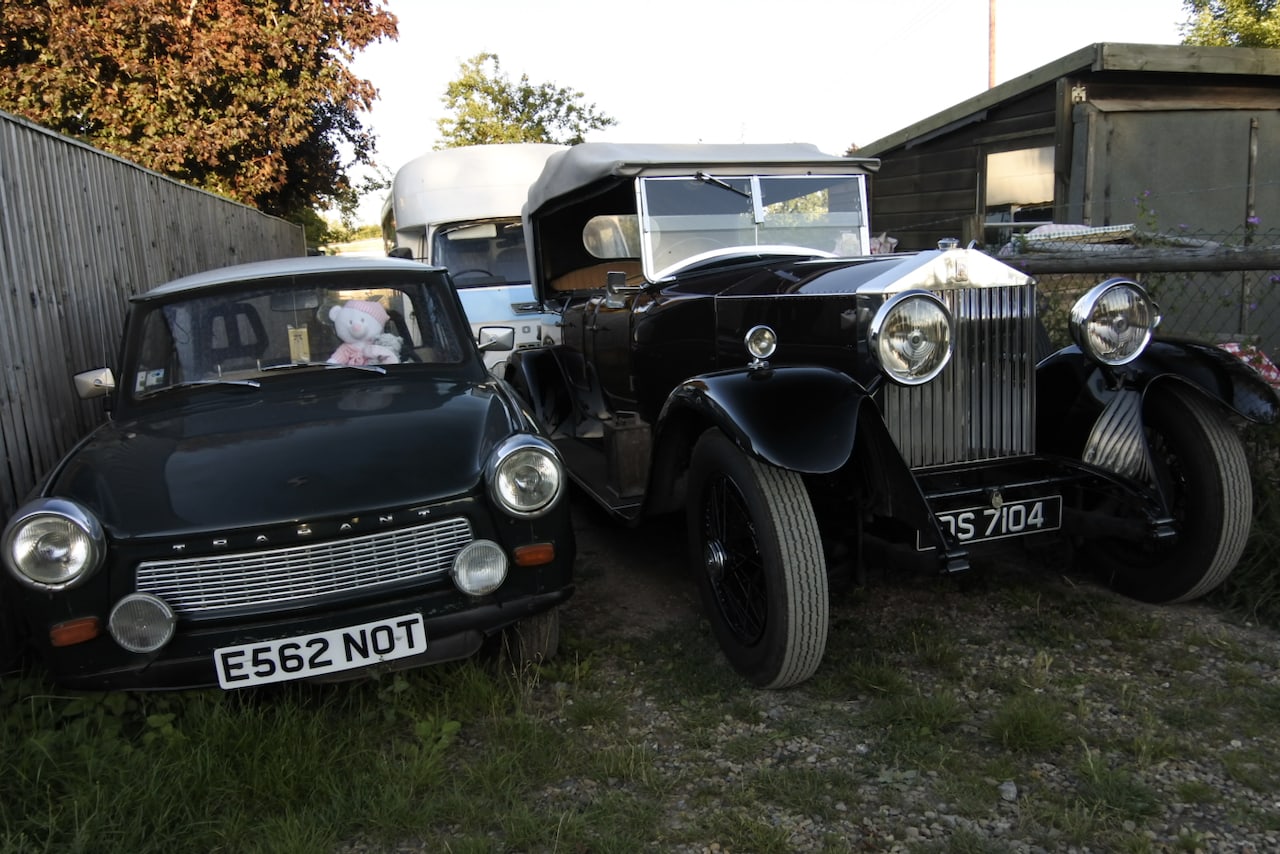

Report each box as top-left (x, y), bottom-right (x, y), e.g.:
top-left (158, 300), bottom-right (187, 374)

top-left (686, 250), bottom-right (1032, 297)
top-left (684, 256), bottom-right (907, 297)
top-left (47, 378), bottom-right (523, 538)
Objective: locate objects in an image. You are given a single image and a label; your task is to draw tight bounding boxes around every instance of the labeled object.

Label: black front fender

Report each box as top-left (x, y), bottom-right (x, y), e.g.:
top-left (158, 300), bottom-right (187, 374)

top-left (659, 365), bottom-right (868, 474)
top-left (1038, 340), bottom-right (1280, 425)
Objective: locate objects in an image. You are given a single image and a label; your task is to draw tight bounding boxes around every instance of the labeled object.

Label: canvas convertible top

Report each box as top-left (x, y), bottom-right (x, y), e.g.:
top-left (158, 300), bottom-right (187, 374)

top-left (523, 142), bottom-right (880, 216)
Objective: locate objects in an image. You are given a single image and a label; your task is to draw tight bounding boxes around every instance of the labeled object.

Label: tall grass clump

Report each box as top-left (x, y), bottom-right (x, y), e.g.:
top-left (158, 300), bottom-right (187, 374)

top-left (0, 665), bottom-right (488, 853)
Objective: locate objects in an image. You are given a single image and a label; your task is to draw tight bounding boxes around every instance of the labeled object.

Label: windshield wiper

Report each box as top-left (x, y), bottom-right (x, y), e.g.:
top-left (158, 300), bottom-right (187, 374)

top-left (695, 171), bottom-right (752, 200)
top-left (262, 361), bottom-right (388, 375)
top-left (141, 378), bottom-right (261, 399)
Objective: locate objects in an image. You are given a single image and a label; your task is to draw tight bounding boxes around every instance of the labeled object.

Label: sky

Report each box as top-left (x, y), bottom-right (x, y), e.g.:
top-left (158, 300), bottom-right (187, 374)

top-left (348, 0), bottom-right (1190, 223)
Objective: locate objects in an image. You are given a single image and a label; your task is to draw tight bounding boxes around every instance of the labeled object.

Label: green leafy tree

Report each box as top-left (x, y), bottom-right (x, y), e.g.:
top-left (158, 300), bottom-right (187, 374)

top-left (1181, 0), bottom-right (1280, 46)
top-left (0, 0), bottom-right (397, 219)
top-left (436, 52), bottom-right (616, 148)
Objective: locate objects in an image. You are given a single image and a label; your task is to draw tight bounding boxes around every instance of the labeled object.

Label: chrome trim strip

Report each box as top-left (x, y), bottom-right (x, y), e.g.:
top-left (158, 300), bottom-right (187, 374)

top-left (882, 284), bottom-right (1036, 468)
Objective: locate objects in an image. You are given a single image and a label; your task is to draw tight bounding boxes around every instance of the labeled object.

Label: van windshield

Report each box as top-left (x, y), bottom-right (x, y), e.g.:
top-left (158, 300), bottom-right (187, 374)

top-left (433, 219), bottom-right (531, 289)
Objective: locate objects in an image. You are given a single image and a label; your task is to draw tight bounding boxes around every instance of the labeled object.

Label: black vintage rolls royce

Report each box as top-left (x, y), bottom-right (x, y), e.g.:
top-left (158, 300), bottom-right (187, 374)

top-left (505, 142), bottom-right (1280, 689)
top-left (1, 256), bottom-right (574, 690)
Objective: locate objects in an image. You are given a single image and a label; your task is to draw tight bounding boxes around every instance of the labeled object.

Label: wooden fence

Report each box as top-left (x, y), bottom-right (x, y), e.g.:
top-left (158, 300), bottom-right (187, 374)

top-left (0, 109), bottom-right (304, 519)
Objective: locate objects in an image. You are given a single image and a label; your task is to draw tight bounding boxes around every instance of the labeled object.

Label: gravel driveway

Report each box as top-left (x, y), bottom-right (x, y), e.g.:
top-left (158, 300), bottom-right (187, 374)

top-left (548, 494), bottom-right (1280, 853)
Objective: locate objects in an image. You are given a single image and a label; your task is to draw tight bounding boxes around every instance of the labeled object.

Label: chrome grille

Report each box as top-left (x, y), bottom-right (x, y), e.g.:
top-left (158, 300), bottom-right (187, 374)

top-left (880, 283), bottom-right (1036, 469)
top-left (136, 517), bottom-right (473, 616)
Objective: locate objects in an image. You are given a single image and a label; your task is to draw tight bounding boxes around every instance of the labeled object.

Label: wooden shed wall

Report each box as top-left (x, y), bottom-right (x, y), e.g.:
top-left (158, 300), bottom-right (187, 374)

top-left (867, 54), bottom-right (1280, 252)
top-left (868, 86), bottom-right (1058, 250)
top-left (0, 111), bottom-right (304, 519)
top-left (1071, 105), bottom-right (1280, 231)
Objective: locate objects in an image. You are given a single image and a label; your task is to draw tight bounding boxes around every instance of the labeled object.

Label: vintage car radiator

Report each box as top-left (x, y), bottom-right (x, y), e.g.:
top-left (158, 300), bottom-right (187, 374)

top-left (135, 517), bottom-right (473, 616)
top-left (879, 283), bottom-right (1038, 469)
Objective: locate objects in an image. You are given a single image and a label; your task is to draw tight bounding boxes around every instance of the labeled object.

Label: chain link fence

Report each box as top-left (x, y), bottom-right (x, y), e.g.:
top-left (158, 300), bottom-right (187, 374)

top-left (987, 225), bottom-right (1280, 623)
top-left (993, 225), bottom-right (1280, 369)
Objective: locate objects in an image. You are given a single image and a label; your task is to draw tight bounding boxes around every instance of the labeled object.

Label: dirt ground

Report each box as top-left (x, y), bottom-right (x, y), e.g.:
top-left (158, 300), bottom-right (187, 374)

top-left (561, 492), bottom-right (702, 640)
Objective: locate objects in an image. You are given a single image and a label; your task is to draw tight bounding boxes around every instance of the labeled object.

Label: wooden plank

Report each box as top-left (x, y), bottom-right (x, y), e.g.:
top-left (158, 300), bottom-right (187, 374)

top-left (0, 111), bottom-right (303, 518)
top-left (1004, 245), bottom-right (1280, 275)
top-left (1096, 43), bottom-right (1280, 76)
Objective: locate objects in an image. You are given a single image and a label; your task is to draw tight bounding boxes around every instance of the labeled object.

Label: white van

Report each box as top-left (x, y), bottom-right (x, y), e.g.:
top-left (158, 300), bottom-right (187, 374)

top-left (381, 144), bottom-right (564, 370)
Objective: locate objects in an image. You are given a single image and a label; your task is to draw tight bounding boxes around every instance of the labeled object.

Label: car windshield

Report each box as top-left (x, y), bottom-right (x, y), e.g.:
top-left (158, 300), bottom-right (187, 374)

top-left (638, 174), bottom-right (869, 275)
top-left (433, 219), bottom-right (531, 289)
top-left (128, 275), bottom-right (471, 400)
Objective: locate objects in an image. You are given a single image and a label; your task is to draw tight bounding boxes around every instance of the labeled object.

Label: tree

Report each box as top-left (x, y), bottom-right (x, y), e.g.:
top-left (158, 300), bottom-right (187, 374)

top-left (1181, 0), bottom-right (1280, 46)
top-left (436, 52), bottom-right (616, 148)
top-left (0, 0), bottom-right (396, 219)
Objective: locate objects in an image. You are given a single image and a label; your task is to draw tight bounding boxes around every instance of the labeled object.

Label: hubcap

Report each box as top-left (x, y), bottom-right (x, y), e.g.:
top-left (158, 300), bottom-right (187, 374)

top-left (703, 539), bottom-right (727, 583)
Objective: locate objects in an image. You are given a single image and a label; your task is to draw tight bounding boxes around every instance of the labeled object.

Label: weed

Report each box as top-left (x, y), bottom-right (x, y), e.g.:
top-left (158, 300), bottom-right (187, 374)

top-left (1076, 742), bottom-right (1161, 822)
top-left (988, 692), bottom-right (1076, 754)
top-left (746, 766), bottom-right (863, 821)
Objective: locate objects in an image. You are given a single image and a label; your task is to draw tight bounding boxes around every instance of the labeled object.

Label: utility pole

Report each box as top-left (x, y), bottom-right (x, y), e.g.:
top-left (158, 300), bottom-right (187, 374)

top-left (989, 0), bottom-right (997, 89)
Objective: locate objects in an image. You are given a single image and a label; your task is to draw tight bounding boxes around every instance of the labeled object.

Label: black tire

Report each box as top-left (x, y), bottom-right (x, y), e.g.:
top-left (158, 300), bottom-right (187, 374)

top-left (1090, 383), bottom-right (1252, 603)
top-left (687, 430), bottom-right (828, 688)
top-left (502, 608), bottom-right (560, 670)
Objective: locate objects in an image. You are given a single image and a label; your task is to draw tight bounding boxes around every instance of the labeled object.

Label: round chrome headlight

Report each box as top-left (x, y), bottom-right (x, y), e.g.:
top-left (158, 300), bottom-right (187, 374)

top-left (108, 593), bottom-right (176, 653)
top-left (1069, 278), bottom-right (1160, 366)
top-left (869, 290), bottom-right (954, 386)
top-left (452, 540), bottom-right (508, 596)
top-left (487, 436), bottom-right (564, 518)
top-left (744, 325), bottom-right (777, 362)
top-left (2, 498), bottom-right (105, 591)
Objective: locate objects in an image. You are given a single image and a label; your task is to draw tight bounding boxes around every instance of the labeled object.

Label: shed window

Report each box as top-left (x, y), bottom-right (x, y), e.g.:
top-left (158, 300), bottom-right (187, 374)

top-left (984, 146), bottom-right (1054, 244)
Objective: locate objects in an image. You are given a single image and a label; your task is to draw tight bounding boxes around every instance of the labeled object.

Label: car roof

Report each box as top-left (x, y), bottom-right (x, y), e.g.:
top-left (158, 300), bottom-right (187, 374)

top-left (524, 142), bottom-right (880, 216)
top-left (388, 143), bottom-right (566, 229)
top-left (134, 255), bottom-right (445, 302)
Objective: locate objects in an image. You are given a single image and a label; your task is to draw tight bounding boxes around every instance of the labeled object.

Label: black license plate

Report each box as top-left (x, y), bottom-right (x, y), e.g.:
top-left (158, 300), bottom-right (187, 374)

top-left (919, 496), bottom-right (1062, 549)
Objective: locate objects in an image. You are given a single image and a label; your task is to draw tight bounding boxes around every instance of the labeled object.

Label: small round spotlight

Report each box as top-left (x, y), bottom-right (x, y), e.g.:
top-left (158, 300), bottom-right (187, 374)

top-left (744, 325), bottom-right (777, 365)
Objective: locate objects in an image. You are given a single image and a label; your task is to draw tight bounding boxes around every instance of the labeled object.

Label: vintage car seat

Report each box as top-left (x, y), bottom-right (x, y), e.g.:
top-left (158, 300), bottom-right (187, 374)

top-left (203, 302), bottom-right (268, 375)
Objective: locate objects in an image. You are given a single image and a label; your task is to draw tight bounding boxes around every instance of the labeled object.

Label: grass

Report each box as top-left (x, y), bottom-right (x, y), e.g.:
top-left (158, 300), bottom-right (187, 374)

top-left (2, 428), bottom-right (1278, 852)
top-left (4, 570), bottom-right (1279, 854)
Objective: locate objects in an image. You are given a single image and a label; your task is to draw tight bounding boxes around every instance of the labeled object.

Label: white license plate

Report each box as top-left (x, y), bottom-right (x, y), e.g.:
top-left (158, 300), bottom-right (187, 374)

top-left (921, 496), bottom-right (1062, 549)
top-left (214, 613), bottom-right (426, 689)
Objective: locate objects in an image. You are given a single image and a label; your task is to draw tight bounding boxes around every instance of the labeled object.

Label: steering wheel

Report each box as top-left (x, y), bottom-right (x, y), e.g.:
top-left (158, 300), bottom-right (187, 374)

top-left (451, 268), bottom-right (495, 278)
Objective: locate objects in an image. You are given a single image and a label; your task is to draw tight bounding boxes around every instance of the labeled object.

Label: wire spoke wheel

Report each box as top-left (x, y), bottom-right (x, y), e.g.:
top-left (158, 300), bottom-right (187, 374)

top-left (687, 430), bottom-right (828, 689)
top-left (1086, 384), bottom-right (1252, 603)
top-left (701, 471), bottom-right (768, 645)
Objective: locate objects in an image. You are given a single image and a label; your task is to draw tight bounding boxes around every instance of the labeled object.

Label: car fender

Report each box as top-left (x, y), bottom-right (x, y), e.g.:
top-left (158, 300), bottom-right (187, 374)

top-left (1038, 340), bottom-right (1280, 424)
top-left (659, 365), bottom-right (867, 474)
top-left (504, 347), bottom-right (574, 436)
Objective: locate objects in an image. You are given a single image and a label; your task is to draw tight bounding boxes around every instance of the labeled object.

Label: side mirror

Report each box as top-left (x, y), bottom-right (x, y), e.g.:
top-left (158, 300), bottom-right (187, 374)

top-left (74, 368), bottom-right (116, 400)
top-left (604, 270), bottom-right (641, 308)
top-left (387, 247), bottom-right (414, 260)
top-left (477, 327), bottom-right (515, 352)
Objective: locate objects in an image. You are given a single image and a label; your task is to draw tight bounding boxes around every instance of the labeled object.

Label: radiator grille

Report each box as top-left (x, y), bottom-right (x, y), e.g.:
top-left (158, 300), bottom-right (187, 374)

top-left (135, 517), bottom-right (473, 616)
top-left (880, 284), bottom-right (1036, 469)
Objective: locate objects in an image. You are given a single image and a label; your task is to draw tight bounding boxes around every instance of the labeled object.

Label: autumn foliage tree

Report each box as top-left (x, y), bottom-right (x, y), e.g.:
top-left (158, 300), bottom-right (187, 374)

top-left (436, 52), bottom-right (616, 149)
top-left (0, 0), bottom-right (396, 219)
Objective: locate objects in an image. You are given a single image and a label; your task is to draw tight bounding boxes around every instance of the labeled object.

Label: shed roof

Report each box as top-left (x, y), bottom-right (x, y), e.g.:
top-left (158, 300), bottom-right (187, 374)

top-left (858, 42), bottom-right (1280, 157)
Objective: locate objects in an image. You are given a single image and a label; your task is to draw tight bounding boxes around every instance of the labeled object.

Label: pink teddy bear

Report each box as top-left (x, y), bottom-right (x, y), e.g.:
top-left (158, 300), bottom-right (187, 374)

top-left (327, 300), bottom-right (401, 366)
